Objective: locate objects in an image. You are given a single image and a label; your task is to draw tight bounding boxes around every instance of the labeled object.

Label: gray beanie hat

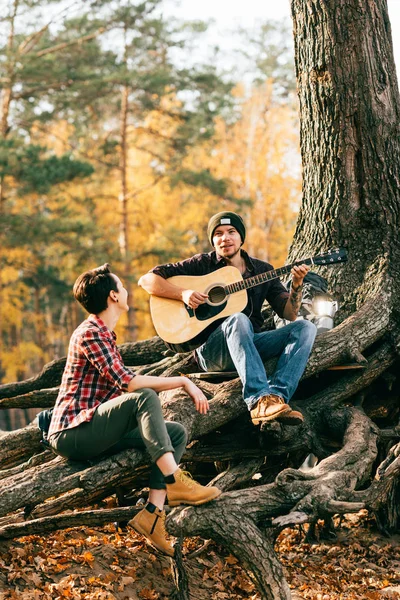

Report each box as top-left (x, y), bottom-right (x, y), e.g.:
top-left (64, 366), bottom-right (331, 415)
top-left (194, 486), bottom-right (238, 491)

top-left (207, 211), bottom-right (246, 246)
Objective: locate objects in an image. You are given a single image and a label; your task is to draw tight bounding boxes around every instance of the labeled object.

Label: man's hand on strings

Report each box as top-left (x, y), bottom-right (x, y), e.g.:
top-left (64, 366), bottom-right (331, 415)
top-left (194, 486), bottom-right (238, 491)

top-left (182, 289), bottom-right (208, 309)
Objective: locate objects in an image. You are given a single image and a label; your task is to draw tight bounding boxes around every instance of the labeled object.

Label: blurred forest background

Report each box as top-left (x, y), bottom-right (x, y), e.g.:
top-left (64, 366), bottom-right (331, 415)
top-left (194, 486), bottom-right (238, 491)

top-left (0, 0), bottom-right (302, 428)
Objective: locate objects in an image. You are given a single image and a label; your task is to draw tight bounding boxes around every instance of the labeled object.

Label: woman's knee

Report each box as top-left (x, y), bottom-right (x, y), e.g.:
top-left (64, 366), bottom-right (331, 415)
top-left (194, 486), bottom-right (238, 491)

top-left (166, 421), bottom-right (187, 447)
top-left (135, 388), bottom-right (161, 412)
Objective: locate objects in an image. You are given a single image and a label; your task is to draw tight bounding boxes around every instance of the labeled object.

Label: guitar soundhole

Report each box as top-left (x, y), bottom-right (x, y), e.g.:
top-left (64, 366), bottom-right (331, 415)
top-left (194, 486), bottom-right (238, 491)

top-left (207, 285), bottom-right (226, 305)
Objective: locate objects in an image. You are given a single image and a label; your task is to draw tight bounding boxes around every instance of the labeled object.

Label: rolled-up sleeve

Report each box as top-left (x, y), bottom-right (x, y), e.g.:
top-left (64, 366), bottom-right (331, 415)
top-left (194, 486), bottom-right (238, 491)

top-left (81, 330), bottom-right (135, 391)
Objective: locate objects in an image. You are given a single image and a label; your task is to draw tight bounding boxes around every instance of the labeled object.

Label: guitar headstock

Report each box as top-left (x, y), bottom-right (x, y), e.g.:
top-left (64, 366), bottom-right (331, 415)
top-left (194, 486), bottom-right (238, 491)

top-left (313, 248), bottom-right (348, 265)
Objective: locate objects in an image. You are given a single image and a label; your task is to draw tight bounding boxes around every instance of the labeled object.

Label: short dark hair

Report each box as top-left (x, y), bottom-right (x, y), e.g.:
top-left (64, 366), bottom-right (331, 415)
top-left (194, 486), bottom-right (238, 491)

top-left (73, 263), bottom-right (118, 314)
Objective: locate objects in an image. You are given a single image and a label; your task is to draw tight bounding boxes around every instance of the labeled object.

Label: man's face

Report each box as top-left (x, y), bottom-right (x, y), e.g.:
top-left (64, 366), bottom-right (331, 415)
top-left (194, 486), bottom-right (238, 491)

top-left (111, 274), bottom-right (129, 312)
top-left (212, 225), bottom-right (242, 259)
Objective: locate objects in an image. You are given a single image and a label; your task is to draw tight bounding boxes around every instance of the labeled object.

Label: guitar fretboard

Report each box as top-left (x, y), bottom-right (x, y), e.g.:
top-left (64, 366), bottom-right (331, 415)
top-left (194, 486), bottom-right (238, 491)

top-left (224, 258), bottom-right (314, 295)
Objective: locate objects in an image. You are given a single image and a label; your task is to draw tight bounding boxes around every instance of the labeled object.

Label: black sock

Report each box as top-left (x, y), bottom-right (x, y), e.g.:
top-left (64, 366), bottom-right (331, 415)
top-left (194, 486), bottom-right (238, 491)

top-left (164, 473), bottom-right (175, 484)
top-left (145, 502), bottom-right (157, 513)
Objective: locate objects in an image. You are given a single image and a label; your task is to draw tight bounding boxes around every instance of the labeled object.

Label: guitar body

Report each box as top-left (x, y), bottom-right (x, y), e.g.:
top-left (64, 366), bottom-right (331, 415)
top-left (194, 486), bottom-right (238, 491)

top-left (150, 266), bottom-right (247, 353)
top-left (149, 248), bottom-right (348, 353)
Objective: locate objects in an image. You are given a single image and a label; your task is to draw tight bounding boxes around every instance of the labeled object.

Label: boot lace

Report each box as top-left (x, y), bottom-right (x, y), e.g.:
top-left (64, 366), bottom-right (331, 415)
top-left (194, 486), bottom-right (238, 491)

top-left (158, 512), bottom-right (168, 538)
top-left (178, 470), bottom-right (198, 489)
top-left (269, 394), bottom-right (285, 405)
top-left (259, 394), bottom-right (284, 408)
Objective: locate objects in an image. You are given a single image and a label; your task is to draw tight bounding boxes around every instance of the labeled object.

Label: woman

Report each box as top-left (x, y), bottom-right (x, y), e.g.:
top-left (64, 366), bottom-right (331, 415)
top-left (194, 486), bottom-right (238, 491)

top-left (48, 263), bottom-right (221, 557)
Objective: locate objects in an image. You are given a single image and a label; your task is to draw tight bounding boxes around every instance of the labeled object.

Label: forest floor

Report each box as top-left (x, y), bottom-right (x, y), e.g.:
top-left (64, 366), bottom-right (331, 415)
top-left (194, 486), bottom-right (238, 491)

top-left (0, 509), bottom-right (400, 600)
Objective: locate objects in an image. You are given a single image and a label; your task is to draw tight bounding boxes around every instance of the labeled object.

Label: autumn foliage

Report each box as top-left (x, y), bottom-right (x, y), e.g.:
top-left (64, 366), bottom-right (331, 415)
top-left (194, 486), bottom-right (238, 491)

top-left (0, 0), bottom-right (300, 390)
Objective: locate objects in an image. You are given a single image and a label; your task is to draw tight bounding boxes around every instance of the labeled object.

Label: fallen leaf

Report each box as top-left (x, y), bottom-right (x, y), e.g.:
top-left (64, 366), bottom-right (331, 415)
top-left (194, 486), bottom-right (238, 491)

top-left (139, 588), bottom-right (159, 599)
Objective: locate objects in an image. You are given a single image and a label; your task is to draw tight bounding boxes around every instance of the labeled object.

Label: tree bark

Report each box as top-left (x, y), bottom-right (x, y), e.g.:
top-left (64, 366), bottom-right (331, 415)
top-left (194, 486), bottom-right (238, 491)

top-left (289, 0), bottom-right (400, 310)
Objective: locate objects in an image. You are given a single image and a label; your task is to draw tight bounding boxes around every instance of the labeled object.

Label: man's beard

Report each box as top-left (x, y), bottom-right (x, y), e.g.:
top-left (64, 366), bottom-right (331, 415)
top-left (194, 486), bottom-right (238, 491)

top-left (218, 246), bottom-right (240, 260)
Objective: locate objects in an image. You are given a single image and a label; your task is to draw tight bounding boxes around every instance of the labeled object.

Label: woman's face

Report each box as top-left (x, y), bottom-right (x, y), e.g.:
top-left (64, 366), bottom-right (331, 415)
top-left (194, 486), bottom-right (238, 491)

top-left (112, 274), bottom-right (129, 312)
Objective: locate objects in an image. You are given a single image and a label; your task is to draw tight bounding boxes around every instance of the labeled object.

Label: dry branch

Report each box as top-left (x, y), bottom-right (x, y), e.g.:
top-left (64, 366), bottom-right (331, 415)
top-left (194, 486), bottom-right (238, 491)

top-left (0, 506), bottom-right (139, 540)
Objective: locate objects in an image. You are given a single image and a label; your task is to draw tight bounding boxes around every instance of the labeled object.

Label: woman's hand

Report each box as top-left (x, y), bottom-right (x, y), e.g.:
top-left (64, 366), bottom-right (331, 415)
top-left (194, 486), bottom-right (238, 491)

top-left (182, 377), bottom-right (210, 414)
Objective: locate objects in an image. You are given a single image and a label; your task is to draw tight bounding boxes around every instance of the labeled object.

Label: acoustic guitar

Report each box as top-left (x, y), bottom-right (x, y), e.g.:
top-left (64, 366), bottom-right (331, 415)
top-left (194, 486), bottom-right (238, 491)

top-left (150, 248), bottom-right (347, 353)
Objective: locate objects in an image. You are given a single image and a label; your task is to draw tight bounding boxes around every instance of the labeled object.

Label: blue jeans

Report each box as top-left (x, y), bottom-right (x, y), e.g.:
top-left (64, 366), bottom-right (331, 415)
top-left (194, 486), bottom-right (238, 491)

top-left (196, 313), bottom-right (317, 410)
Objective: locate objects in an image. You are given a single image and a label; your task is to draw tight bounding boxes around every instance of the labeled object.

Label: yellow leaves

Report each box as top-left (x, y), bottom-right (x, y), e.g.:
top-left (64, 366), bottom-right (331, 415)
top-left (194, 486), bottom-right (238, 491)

top-left (81, 551), bottom-right (95, 565)
top-left (0, 277), bottom-right (30, 327)
top-left (1, 265), bottom-right (22, 285)
top-left (209, 83), bottom-right (301, 266)
top-left (0, 342), bottom-right (45, 383)
top-left (31, 120), bottom-right (75, 156)
top-left (1, 74), bottom-right (303, 353)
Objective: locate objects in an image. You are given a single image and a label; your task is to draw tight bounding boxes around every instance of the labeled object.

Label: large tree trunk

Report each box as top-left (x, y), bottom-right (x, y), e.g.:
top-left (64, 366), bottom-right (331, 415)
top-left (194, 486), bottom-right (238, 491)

top-left (1, 2), bottom-right (400, 599)
top-left (289, 0), bottom-right (400, 310)
top-left (287, 0), bottom-right (400, 541)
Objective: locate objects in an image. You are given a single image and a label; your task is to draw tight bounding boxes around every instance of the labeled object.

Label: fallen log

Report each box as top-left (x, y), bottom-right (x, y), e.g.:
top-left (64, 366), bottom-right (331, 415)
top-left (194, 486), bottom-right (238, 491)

top-left (0, 506), bottom-right (140, 540)
top-left (0, 452), bottom-right (263, 540)
top-left (0, 388), bottom-right (59, 409)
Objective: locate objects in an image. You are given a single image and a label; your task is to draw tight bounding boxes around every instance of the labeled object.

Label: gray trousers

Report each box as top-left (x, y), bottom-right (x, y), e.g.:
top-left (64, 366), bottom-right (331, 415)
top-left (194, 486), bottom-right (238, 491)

top-left (49, 388), bottom-right (187, 489)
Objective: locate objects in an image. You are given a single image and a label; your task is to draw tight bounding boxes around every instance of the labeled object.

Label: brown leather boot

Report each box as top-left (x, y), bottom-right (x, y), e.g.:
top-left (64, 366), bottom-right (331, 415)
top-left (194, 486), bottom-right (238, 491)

top-left (266, 394), bottom-right (304, 426)
top-left (277, 409), bottom-right (304, 425)
top-left (250, 394), bottom-right (291, 425)
top-left (129, 505), bottom-right (174, 557)
top-left (165, 468), bottom-right (221, 507)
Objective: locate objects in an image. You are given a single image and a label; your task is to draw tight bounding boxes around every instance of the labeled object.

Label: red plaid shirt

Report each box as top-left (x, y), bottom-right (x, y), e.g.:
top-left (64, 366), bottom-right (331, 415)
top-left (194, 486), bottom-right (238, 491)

top-left (48, 315), bottom-right (135, 437)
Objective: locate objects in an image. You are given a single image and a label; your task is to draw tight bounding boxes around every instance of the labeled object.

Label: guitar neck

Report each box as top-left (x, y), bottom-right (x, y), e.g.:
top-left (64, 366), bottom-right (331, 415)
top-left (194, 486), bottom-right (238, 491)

top-left (224, 257), bottom-right (314, 295)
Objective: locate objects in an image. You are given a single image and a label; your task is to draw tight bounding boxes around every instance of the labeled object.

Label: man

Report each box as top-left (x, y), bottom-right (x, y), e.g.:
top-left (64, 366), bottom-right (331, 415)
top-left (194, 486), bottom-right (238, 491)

top-left (48, 264), bottom-right (221, 557)
top-left (139, 211), bottom-right (317, 425)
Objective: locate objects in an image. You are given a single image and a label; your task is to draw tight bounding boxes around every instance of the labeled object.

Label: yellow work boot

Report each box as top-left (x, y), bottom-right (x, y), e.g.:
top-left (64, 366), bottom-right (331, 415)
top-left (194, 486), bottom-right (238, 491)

top-left (250, 394), bottom-right (291, 425)
top-left (129, 504), bottom-right (174, 557)
top-left (266, 394), bottom-right (304, 426)
top-left (277, 409), bottom-right (304, 426)
top-left (165, 468), bottom-right (221, 507)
